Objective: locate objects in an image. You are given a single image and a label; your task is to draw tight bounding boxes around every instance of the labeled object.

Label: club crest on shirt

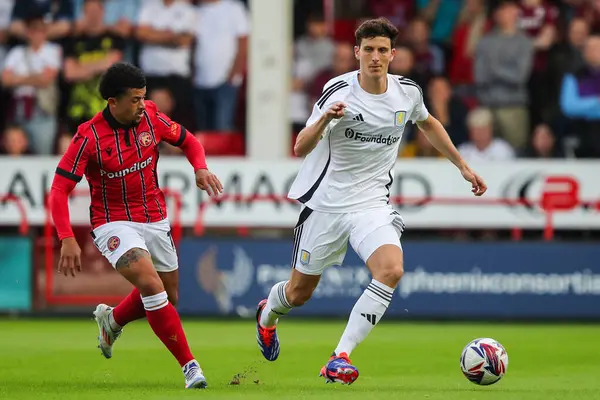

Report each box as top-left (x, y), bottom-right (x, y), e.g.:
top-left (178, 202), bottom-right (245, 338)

top-left (107, 236), bottom-right (120, 251)
top-left (138, 131), bottom-right (153, 147)
top-left (394, 111), bottom-right (407, 129)
top-left (300, 249), bottom-right (311, 265)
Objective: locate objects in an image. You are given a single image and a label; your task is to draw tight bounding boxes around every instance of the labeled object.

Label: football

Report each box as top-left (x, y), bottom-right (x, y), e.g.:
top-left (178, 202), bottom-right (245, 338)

top-left (460, 338), bottom-right (509, 385)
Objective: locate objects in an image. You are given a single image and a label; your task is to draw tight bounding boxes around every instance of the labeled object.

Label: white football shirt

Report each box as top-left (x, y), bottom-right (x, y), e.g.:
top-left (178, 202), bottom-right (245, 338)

top-left (288, 70), bottom-right (429, 212)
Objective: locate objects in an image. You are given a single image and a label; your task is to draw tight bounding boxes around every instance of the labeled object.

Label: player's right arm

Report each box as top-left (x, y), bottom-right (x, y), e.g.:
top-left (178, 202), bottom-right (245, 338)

top-left (48, 130), bottom-right (91, 276)
top-left (294, 102), bottom-right (346, 157)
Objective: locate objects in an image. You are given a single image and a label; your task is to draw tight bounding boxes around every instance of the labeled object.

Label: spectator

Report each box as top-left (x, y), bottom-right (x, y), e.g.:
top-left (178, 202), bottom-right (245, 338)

top-left (63, 0), bottom-right (123, 132)
top-left (546, 17), bottom-right (589, 126)
top-left (560, 35), bottom-right (600, 158)
top-left (295, 14), bottom-right (335, 80)
top-left (404, 17), bottom-right (445, 76)
top-left (194, 0), bottom-right (249, 132)
top-left (448, 0), bottom-right (489, 95)
top-left (367, 0), bottom-right (415, 33)
top-left (426, 76), bottom-right (469, 146)
top-left (518, 0), bottom-right (560, 128)
top-left (9, 0), bottom-right (73, 43)
top-left (417, 0), bottom-right (462, 47)
top-left (136, 0), bottom-right (196, 130)
top-left (389, 45), bottom-right (430, 90)
top-left (399, 130), bottom-right (443, 158)
top-left (0, 0), bottom-right (15, 131)
top-left (519, 123), bottom-right (564, 158)
top-left (573, 0), bottom-right (600, 34)
top-left (458, 107), bottom-right (516, 161)
top-left (56, 131), bottom-right (72, 155)
top-left (308, 42), bottom-right (357, 105)
top-left (0, 125), bottom-right (31, 156)
top-left (2, 14), bottom-right (61, 154)
top-left (73, 0), bottom-right (140, 62)
top-left (475, 0), bottom-right (534, 151)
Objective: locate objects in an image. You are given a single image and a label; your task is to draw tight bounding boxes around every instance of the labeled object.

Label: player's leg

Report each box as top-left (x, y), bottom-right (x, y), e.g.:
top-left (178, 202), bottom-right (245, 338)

top-left (319, 210), bottom-right (404, 384)
top-left (91, 223), bottom-right (147, 359)
top-left (144, 219), bottom-right (207, 389)
top-left (256, 208), bottom-right (349, 361)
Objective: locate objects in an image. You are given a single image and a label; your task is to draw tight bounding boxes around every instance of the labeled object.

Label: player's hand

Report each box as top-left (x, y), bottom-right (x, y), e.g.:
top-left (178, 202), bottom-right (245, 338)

top-left (460, 165), bottom-right (487, 196)
top-left (58, 237), bottom-right (82, 277)
top-left (324, 102), bottom-right (346, 121)
top-left (196, 168), bottom-right (223, 197)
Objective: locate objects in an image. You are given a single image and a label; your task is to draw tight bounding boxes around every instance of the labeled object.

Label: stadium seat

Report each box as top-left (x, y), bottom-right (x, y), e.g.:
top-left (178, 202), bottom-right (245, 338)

top-left (194, 132), bottom-right (245, 156)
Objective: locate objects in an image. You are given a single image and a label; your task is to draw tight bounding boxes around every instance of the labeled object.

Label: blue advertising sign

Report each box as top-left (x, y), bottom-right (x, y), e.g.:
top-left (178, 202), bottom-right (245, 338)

top-left (177, 239), bottom-right (600, 319)
top-left (0, 237), bottom-right (32, 311)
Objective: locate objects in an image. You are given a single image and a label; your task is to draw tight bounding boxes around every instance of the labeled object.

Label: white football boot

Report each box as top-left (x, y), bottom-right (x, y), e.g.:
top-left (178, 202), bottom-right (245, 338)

top-left (93, 304), bottom-right (122, 359)
top-left (183, 359), bottom-right (208, 389)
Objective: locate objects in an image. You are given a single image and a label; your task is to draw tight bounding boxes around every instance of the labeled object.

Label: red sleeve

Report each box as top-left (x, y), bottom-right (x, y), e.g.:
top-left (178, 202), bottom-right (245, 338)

top-left (149, 102), bottom-right (208, 171)
top-left (49, 131), bottom-right (91, 240)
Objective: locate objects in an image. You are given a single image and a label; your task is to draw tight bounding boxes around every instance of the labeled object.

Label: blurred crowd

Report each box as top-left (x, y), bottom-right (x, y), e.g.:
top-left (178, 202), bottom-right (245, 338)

top-left (0, 0), bottom-right (249, 157)
top-left (1, 0), bottom-right (600, 160)
top-left (292, 0), bottom-right (600, 160)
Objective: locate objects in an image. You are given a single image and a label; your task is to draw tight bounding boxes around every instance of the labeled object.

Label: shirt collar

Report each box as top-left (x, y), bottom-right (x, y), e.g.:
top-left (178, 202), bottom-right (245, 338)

top-left (102, 106), bottom-right (136, 130)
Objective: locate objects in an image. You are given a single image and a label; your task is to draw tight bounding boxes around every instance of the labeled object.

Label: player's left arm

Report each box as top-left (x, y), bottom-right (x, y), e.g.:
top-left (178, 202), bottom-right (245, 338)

top-left (416, 115), bottom-right (487, 196)
top-left (155, 111), bottom-right (223, 197)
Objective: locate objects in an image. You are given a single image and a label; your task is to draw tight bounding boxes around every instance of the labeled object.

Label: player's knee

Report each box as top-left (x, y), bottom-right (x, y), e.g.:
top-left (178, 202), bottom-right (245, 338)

top-left (376, 261), bottom-right (404, 288)
top-left (136, 275), bottom-right (165, 297)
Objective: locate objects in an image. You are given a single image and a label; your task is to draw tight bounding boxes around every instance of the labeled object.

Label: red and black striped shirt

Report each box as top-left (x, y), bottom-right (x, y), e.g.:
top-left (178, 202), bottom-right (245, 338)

top-left (51, 100), bottom-right (206, 239)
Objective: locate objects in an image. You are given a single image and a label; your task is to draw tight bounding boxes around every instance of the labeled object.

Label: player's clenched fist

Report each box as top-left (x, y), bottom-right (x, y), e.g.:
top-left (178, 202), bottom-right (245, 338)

top-left (58, 237), bottom-right (82, 277)
top-left (324, 102), bottom-right (346, 121)
top-left (195, 168), bottom-right (223, 197)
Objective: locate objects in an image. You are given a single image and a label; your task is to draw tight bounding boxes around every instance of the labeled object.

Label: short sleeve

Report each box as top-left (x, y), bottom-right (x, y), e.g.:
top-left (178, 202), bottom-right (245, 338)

top-left (45, 44), bottom-right (62, 70)
top-left (148, 102), bottom-right (187, 147)
top-left (232, 1), bottom-right (250, 37)
top-left (56, 130), bottom-right (91, 182)
top-left (407, 82), bottom-right (429, 123)
top-left (305, 80), bottom-right (350, 127)
top-left (3, 47), bottom-right (22, 71)
top-left (137, 3), bottom-right (154, 26)
top-left (177, 4), bottom-right (197, 33)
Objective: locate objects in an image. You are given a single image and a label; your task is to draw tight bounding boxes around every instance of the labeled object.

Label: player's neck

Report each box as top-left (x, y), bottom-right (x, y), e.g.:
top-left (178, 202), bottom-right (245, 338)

top-left (106, 107), bottom-right (131, 128)
top-left (358, 72), bottom-right (387, 95)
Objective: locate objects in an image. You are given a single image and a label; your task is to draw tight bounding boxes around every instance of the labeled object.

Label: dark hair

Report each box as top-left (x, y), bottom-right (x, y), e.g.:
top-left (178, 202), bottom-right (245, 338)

top-left (98, 62), bottom-right (146, 100)
top-left (24, 10), bottom-right (46, 26)
top-left (355, 17), bottom-right (399, 47)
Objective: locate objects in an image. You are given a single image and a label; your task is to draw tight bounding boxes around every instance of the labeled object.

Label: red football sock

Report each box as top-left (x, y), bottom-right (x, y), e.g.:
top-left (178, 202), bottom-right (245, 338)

top-left (112, 288), bottom-right (146, 327)
top-left (146, 303), bottom-right (194, 367)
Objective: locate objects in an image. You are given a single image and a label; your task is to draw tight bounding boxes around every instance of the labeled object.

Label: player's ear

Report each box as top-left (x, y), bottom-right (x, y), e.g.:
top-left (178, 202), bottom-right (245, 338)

top-left (390, 47), bottom-right (396, 61)
top-left (354, 45), bottom-right (360, 60)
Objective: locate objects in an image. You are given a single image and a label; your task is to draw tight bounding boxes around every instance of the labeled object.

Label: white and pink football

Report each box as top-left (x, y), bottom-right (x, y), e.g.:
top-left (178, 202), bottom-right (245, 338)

top-left (460, 338), bottom-right (509, 385)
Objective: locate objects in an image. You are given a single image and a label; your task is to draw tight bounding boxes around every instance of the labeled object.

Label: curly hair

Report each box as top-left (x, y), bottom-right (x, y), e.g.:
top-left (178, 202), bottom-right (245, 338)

top-left (98, 62), bottom-right (146, 100)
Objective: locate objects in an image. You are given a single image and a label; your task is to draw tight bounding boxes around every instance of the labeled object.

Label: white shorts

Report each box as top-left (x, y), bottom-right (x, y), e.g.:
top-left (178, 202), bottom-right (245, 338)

top-left (292, 205), bottom-right (405, 276)
top-left (91, 219), bottom-right (178, 272)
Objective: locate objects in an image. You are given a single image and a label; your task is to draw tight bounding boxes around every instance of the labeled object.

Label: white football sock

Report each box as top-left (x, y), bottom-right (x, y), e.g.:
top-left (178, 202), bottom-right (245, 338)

top-left (260, 280), bottom-right (293, 328)
top-left (334, 279), bottom-right (394, 356)
top-left (108, 310), bottom-right (121, 332)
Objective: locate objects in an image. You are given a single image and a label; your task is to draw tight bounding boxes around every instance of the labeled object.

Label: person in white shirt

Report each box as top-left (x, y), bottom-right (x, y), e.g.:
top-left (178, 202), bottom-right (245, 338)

top-left (255, 17), bottom-right (488, 384)
top-left (458, 107), bottom-right (516, 162)
top-left (136, 0), bottom-right (196, 128)
top-left (2, 13), bottom-right (61, 154)
top-left (193, 0), bottom-right (249, 131)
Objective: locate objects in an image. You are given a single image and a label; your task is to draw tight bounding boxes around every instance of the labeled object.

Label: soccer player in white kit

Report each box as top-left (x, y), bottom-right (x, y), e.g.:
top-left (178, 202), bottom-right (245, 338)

top-left (255, 17), bottom-right (487, 384)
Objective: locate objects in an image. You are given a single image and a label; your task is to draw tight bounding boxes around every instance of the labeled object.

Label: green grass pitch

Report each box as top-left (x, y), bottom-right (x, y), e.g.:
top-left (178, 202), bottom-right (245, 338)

top-left (0, 318), bottom-right (599, 399)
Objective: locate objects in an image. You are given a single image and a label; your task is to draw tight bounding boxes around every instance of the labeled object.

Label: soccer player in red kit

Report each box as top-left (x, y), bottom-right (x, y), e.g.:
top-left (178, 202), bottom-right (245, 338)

top-left (48, 62), bottom-right (223, 389)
